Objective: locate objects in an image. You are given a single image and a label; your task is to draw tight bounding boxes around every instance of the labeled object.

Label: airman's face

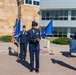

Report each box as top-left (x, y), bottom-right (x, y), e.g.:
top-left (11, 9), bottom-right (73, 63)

top-left (22, 27), bottom-right (26, 31)
top-left (32, 26), bottom-right (37, 29)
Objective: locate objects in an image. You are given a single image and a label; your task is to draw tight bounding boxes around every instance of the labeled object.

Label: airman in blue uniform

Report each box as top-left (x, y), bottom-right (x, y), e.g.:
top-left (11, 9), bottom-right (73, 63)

top-left (28, 21), bottom-right (41, 73)
top-left (19, 25), bottom-right (28, 60)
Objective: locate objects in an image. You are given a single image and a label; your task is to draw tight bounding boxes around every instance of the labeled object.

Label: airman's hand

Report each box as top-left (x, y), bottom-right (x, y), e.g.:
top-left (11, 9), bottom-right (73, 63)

top-left (36, 38), bottom-right (40, 42)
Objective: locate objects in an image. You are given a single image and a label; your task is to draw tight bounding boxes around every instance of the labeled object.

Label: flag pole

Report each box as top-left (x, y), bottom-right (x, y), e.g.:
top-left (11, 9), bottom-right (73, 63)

top-left (13, 36), bottom-right (20, 59)
top-left (17, 42), bottom-right (20, 59)
top-left (17, 0), bottom-right (21, 60)
top-left (17, 26), bottom-right (20, 60)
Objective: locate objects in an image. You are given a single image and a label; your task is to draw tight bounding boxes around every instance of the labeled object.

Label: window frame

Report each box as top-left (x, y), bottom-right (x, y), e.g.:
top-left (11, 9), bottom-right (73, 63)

top-left (42, 10), bottom-right (68, 21)
top-left (24, 0), bottom-right (40, 6)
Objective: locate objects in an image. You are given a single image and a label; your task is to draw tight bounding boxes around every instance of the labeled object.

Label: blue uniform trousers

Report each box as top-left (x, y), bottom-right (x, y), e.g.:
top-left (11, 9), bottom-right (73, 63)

top-left (29, 49), bottom-right (40, 69)
top-left (20, 43), bottom-right (27, 59)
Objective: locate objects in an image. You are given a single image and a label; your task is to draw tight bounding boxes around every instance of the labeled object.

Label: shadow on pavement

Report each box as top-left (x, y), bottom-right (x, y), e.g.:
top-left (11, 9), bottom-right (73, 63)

top-left (51, 59), bottom-right (76, 71)
top-left (60, 51), bottom-right (76, 57)
top-left (8, 47), bottom-right (30, 70)
top-left (60, 51), bottom-right (69, 57)
top-left (16, 60), bottom-right (30, 70)
top-left (8, 47), bottom-right (18, 57)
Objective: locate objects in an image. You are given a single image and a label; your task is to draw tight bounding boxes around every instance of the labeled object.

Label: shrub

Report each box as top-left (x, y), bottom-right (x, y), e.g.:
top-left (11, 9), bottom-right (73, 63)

top-left (0, 35), bottom-right (11, 42)
top-left (53, 37), bottom-right (70, 45)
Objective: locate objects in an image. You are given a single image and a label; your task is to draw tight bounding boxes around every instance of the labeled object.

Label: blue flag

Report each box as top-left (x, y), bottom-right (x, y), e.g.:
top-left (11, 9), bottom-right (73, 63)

top-left (41, 21), bottom-right (53, 38)
top-left (14, 18), bottom-right (21, 42)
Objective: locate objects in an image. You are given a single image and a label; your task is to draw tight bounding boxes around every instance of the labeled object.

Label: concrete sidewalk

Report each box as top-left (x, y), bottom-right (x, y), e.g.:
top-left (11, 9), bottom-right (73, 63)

top-left (0, 39), bottom-right (69, 55)
top-left (0, 40), bottom-right (76, 75)
top-left (0, 53), bottom-right (76, 75)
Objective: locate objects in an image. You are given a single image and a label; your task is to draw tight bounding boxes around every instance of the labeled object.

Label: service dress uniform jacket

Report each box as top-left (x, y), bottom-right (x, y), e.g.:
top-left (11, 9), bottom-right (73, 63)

top-left (28, 28), bottom-right (41, 69)
top-left (19, 31), bottom-right (28, 59)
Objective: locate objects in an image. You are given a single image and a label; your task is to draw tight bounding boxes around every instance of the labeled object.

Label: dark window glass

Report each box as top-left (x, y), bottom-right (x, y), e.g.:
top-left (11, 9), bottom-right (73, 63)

top-left (42, 10), bottom-right (68, 20)
top-left (46, 17), bottom-right (49, 20)
top-left (71, 17), bottom-right (75, 20)
top-left (63, 28), bottom-right (67, 34)
top-left (46, 11), bottom-right (50, 17)
top-left (51, 11), bottom-right (54, 16)
top-left (60, 10), bottom-right (63, 16)
top-left (25, 0), bottom-right (28, 4)
top-left (64, 10), bottom-right (68, 20)
top-left (42, 18), bottom-right (45, 20)
top-left (59, 17), bottom-right (63, 20)
top-left (63, 35), bottom-right (67, 37)
top-left (37, 2), bottom-right (39, 5)
top-left (42, 11), bottom-right (45, 17)
top-left (42, 11), bottom-right (46, 20)
top-left (33, 1), bottom-right (36, 5)
top-left (64, 17), bottom-right (68, 20)
top-left (33, 1), bottom-right (39, 5)
top-left (55, 10), bottom-right (59, 20)
top-left (71, 10), bottom-right (75, 16)
top-left (29, 0), bottom-right (32, 4)
top-left (25, 0), bottom-right (32, 4)
top-left (59, 28), bottom-right (62, 36)
top-left (64, 10), bottom-right (68, 16)
top-left (45, 11), bottom-right (50, 20)
top-left (71, 10), bottom-right (76, 20)
top-left (59, 10), bottom-right (64, 20)
top-left (50, 11), bottom-right (54, 20)
top-left (53, 27), bottom-right (67, 37)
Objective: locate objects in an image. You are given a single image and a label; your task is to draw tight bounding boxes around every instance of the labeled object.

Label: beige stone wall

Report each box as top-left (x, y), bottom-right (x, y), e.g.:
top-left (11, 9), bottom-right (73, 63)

top-left (0, 0), bottom-right (18, 36)
top-left (0, 0), bottom-right (40, 36)
top-left (21, 5), bottom-right (40, 30)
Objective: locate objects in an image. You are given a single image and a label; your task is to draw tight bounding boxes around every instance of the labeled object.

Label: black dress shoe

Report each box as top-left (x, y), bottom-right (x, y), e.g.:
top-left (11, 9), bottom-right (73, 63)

top-left (35, 69), bottom-right (39, 73)
top-left (30, 69), bottom-right (33, 72)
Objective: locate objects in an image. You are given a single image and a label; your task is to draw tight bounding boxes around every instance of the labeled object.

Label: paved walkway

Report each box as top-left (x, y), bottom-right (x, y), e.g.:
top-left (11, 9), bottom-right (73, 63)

top-left (0, 53), bottom-right (76, 75)
top-left (0, 40), bottom-right (76, 75)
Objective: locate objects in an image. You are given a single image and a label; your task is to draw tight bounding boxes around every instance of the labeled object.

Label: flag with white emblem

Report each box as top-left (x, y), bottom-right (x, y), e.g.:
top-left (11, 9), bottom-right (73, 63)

top-left (41, 21), bottom-right (53, 38)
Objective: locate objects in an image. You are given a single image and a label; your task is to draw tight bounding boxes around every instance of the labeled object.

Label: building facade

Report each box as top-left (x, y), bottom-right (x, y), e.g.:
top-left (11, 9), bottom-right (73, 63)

top-left (21, 0), bottom-right (40, 30)
top-left (0, 0), bottom-right (40, 36)
top-left (40, 0), bottom-right (76, 38)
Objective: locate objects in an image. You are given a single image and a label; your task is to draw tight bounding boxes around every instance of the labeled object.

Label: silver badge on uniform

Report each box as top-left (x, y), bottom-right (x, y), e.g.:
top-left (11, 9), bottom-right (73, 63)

top-left (25, 32), bottom-right (27, 35)
top-left (36, 32), bottom-right (39, 35)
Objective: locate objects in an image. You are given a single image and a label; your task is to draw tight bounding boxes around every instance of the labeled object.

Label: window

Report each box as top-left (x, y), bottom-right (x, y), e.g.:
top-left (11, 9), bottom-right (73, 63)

top-left (70, 28), bottom-right (76, 38)
top-left (64, 10), bottom-right (68, 20)
top-left (25, 0), bottom-right (39, 6)
top-left (53, 27), bottom-right (67, 37)
top-left (25, 0), bottom-right (32, 4)
top-left (46, 11), bottom-right (50, 20)
top-left (50, 11), bottom-right (54, 20)
top-left (71, 10), bottom-right (76, 20)
top-left (42, 10), bottom-right (68, 20)
top-left (41, 27), bottom-right (45, 32)
top-left (42, 11), bottom-right (46, 20)
top-left (55, 10), bottom-right (59, 20)
top-left (33, 1), bottom-right (39, 5)
top-left (59, 10), bottom-right (64, 20)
